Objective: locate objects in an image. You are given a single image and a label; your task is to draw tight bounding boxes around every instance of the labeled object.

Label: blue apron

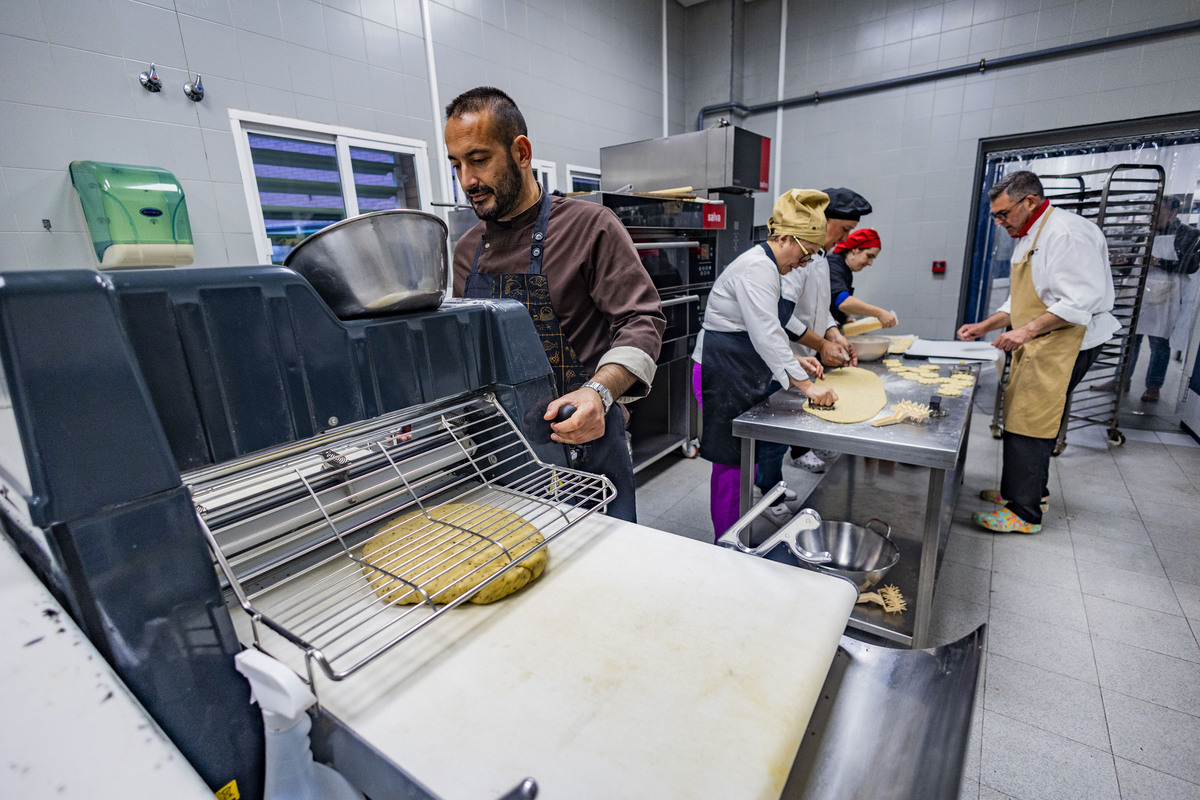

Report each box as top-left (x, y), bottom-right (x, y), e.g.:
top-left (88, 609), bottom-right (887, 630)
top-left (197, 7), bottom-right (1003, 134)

top-left (464, 192), bottom-right (637, 522)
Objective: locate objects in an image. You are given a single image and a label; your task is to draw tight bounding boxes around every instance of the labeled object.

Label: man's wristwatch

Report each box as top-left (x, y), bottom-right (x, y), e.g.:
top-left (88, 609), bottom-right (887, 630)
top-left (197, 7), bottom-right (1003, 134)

top-left (582, 380), bottom-right (614, 414)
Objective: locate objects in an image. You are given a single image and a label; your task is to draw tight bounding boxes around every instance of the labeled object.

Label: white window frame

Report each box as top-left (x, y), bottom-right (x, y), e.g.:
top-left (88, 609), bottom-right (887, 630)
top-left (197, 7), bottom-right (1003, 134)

top-left (566, 164), bottom-right (601, 194)
top-left (229, 109), bottom-right (433, 264)
top-left (531, 159), bottom-right (558, 194)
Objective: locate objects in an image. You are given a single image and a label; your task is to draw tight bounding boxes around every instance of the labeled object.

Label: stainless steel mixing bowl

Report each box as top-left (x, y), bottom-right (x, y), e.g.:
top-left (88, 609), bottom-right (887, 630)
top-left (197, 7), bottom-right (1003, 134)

top-left (791, 518), bottom-right (898, 591)
top-left (848, 335), bottom-right (890, 362)
top-left (285, 209), bottom-right (449, 318)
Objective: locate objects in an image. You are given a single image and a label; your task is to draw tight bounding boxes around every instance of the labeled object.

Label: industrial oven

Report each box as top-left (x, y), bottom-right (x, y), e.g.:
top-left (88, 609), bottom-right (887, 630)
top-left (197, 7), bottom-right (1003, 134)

top-left (0, 264), bottom-right (982, 800)
top-left (577, 192), bottom-right (722, 470)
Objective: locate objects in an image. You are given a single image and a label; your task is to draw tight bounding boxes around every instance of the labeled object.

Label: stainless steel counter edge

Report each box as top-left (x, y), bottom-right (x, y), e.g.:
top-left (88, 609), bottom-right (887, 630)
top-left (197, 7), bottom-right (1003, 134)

top-left (732, 362), bottom-right (978, 469)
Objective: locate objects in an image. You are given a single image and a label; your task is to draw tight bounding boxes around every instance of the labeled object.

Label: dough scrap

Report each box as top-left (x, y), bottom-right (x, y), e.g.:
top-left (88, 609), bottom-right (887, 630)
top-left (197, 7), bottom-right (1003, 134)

top-left (361, 503), bottom-right (548, 605)
top-left (802, 366), bottom-right (888, 424)
top-left (938, 386), bottom-right (963, 396)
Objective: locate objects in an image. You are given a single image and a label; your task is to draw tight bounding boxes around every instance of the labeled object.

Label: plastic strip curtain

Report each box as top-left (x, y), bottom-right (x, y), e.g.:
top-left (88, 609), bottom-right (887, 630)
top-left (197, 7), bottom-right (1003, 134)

top-left (968, 133), bottom-right (1200, 407)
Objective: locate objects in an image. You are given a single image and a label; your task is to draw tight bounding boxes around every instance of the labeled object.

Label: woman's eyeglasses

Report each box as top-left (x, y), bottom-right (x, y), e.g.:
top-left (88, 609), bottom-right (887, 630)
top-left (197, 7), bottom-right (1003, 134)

top-left (790, 236), bottom-right (817, 263)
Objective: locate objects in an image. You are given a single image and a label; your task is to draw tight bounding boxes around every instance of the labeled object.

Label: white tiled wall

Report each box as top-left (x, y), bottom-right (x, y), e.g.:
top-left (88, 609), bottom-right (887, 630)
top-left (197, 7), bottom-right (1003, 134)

top-left (2, 0), bottom-right (1198, 340)
top-left (708, 0), bottom-right (1200, 338)
top-left (0, 0), bottom-right (683, 271)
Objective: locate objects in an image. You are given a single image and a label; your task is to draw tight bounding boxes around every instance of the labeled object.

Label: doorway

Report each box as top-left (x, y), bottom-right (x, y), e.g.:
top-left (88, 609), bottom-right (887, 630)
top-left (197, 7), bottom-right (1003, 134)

top-left (960, 113), bottom-right (1200, 435)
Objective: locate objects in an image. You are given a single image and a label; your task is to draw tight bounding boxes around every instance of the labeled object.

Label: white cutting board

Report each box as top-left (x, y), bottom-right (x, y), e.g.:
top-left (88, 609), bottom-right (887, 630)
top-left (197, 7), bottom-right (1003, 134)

top-left (295, 516), bottom-right (857, 800)
top-left (904, 338), bottom-right (1002, 361)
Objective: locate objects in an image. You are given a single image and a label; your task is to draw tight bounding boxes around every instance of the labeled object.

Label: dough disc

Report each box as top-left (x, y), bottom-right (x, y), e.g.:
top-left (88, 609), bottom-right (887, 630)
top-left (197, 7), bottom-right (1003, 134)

top-left (803, 366), bottom-right (889, 424)
top-left (361, 503), bottom-right (547, 605)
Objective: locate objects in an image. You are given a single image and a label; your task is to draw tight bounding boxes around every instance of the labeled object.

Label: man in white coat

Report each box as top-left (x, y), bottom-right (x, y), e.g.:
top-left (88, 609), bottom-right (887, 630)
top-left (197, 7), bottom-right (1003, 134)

top-left (958, 171), bottom-right (1119, 533)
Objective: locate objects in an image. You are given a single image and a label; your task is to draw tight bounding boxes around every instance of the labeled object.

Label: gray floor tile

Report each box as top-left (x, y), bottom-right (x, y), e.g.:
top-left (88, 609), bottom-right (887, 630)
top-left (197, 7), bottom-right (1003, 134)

top-left (1063, 508), bottom-right (1152, 545)
top-left (945, 530), bottom-right (995, 571)
top-left (1175, 581), bottom-right (1200, 623)
top-left (979, 711), bottom-right (1120, 800)
top-left (981, 652), bottom-right (1110, 751)
top-left (1084, 595), bottom-right (1200, 663)
top-left (1145, 519), bottom-right (1200, 558)
top-left (939, 560), bottom-right (992, 603)
top-left (1135, 498), bottom-right (1200, 532)
top-left (977, 786), bottom-right (1019, 800)
top-left (1055, 452), bottom-right (1125, 483)
top-left (929, 595), bottom-right (990, 649)
top-left (1161, 549), bottom-right (1200, 586)
top-left (1113, 757), bottom-right (1200, 800)
top-left (1093, 637), bottom-right (1200, 718)
top-left (1160, 431), bottom-right (1200, 448)
top-left (1077, 561), bottom-right (1183, 616)
top-left (1104, 689), bottom-right (1200, 786)
top-left (989, 570), bottom-right (1089, 632)
top-left (1121, 428), bottom-right (1166, 444)
top-left (1123, 477), bottom-right (1200, 510)
top-left (1059, 485), bottom-right (1141, 523)
top-left (986, 607), bottom-right (1098, 684)
top-left (958, 777), bottom-right (980, 800)
top-left (991, 539), bottom-right (1080, 591)
top-left (656, 488), bottom-right (714, 534)
top-left (1072, 533), bottom-right (1167, 578)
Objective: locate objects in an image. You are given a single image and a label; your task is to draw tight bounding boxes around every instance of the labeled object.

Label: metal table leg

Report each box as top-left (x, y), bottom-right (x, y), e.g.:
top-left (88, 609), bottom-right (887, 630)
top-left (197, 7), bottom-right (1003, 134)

top-left (739, 435), bottom-right (755, 516)
top-left (912, 467), bottom-right (946, 649)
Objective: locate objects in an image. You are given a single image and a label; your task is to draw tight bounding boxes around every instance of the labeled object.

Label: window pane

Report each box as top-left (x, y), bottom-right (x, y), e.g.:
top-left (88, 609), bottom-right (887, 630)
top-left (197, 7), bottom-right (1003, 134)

top-left (350, 146), bottom-right (420, 211)
top-left (571, 173), bottom-right (600, 193)
top-left (248, 133), bottom-right (346, 263)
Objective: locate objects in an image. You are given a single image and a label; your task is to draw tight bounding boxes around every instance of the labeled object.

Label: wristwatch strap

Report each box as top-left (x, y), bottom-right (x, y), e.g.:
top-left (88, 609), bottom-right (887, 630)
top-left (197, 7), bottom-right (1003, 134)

top-left (582, 380), bottom-right (613, 414)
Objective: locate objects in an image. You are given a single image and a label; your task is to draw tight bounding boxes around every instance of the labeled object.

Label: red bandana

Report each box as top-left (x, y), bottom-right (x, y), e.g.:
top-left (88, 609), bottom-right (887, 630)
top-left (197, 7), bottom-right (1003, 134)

top-left (1014, 199), bottom-right (1050, 238)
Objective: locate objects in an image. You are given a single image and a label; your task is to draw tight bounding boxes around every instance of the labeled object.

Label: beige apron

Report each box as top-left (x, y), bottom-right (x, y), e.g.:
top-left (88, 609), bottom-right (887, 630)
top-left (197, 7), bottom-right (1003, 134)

top-left (1003, 207), bottom-right (1087, 438)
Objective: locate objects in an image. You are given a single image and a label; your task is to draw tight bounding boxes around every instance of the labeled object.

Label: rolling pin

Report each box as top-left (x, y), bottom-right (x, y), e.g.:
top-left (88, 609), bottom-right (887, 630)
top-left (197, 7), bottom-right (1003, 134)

top-left (843, 316), bottom-right (882, 336)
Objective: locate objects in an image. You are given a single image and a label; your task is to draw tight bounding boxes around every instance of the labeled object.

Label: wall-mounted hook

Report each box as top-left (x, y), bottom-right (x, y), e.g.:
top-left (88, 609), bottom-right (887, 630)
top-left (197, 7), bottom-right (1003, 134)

top-left (139, 63), bottom-right (162, 92)
top-left (183, 74), bottom-right (204, 102)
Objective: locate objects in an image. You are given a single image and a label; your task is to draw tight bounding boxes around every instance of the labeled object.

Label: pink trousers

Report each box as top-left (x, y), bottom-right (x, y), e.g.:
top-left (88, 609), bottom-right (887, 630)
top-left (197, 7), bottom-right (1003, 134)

top-left (695, 360), bottom-right (742, 542)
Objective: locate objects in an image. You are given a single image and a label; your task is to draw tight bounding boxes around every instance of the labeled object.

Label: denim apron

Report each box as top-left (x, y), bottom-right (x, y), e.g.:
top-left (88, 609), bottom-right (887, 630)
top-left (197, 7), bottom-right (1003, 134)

top-left (464, 191), bottom-right (637, 522)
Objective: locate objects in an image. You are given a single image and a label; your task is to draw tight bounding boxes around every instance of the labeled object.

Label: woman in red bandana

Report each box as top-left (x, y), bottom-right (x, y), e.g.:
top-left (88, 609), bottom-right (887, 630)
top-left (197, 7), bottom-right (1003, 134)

top-left (827, 228), bottom-right (897, 328)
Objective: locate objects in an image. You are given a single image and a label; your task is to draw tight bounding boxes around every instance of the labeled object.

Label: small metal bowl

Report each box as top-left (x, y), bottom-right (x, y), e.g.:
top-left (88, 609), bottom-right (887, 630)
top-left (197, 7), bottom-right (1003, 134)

top-left (285, 209), bottom-right (449, 319)
top-left (791, 519), bottom-right (898, 591)
top-left (848, 335), bottom-right (890, 362)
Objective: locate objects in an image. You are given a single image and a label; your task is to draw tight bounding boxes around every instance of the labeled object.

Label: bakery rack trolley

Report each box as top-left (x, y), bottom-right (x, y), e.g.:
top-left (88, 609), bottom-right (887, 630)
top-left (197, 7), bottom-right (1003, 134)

top-left (990, 164), bottom-right (1164, 451)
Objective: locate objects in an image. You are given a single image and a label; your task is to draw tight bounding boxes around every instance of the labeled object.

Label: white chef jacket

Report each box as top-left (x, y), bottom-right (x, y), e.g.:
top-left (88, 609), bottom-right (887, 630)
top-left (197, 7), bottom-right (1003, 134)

top-left (696, 243), bottom-right (810, 387)
top-left (783, 253), bottom-right (838, 358)
top-left (997, 205), bottom-right (1120, 350)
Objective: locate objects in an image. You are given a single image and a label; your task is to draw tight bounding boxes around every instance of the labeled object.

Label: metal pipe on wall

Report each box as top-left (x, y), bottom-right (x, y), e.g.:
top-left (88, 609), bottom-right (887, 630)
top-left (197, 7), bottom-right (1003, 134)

top-left (696, 20), bottom-right (1200, 131)
top-left (663, 0), bottom-right (669, 138)
top-left (420, 0), bottom-right (451, 205)
top-left (772, 0), bottom-right (788, 196)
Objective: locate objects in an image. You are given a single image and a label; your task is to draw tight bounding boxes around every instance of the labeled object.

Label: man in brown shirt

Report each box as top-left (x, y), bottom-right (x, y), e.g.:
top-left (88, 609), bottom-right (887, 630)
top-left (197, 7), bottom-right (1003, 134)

top-left (444, 86), bottom-right (665, 522)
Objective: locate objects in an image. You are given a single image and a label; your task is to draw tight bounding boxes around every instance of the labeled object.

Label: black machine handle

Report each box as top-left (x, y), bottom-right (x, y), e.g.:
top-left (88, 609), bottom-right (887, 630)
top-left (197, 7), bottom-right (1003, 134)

top-left (554, 404), bottom-right (577, 423)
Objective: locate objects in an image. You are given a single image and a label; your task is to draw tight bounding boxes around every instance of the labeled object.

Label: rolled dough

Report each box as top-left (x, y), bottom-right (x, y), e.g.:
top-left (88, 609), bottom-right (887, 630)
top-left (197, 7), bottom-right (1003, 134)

top-left (802, 366), bottom-right (888, 423)
top-left (361, 503), bottom-right (548, 605)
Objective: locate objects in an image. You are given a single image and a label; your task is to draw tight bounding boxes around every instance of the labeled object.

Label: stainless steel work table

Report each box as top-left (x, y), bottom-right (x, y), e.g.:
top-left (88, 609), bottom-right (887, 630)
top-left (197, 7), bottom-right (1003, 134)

top-left (733, 361), bottom-right (977, 648)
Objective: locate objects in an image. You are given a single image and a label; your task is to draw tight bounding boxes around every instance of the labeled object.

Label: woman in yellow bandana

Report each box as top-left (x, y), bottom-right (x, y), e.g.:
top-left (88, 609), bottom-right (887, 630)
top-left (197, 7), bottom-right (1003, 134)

top-left (957, 171), bottom-right (1119, 533)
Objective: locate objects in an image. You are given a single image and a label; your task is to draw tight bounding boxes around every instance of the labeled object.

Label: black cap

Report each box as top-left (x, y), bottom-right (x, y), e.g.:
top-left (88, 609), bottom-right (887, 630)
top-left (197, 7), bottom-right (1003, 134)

top-left (822, 188), bottom-right (872, 221)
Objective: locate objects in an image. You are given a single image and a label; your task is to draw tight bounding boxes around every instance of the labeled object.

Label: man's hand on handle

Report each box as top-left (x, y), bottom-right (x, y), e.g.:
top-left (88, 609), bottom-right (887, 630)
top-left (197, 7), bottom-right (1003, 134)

top-left (544, 364), bottom-right (637, 446)
top-left (546, 387), bottom-right (607, 445)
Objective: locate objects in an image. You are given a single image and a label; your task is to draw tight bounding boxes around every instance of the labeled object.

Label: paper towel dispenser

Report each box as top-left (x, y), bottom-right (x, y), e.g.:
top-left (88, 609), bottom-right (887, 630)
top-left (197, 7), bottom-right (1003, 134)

top-left (69, 160), bottom-right (194, 268)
